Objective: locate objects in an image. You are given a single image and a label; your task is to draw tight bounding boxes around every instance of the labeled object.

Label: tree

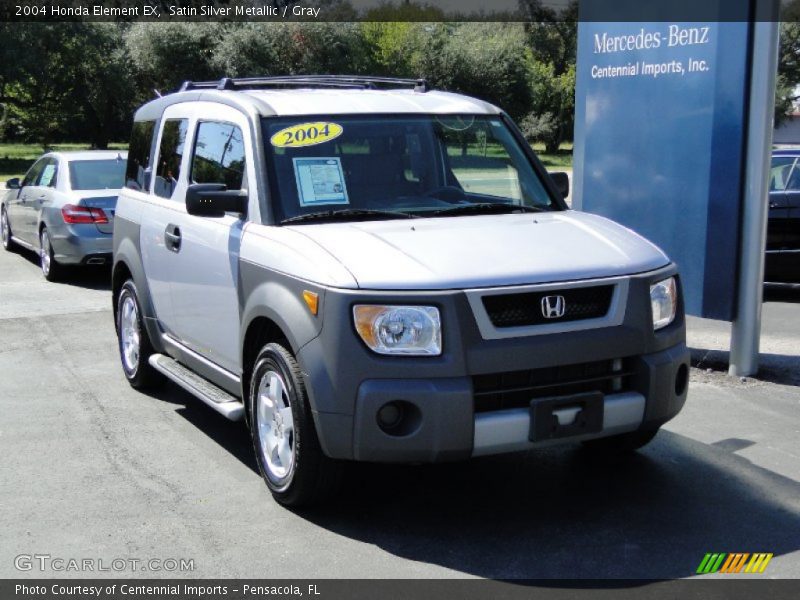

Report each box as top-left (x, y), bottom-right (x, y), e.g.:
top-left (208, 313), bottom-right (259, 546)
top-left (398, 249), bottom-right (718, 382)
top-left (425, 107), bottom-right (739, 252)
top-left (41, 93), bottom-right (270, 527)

top-left (521, 61), bottom-right (575, 153)
top-left (0, 23), bottom-right (136, 148)
top-left (518, 0), bottom-right (578, 152)
top-left (124, 23), bottom-right (223, 94)
top-left (68, 24), bottom-right (137, 149)
top-left (776, 22), bottom-right (800, 126)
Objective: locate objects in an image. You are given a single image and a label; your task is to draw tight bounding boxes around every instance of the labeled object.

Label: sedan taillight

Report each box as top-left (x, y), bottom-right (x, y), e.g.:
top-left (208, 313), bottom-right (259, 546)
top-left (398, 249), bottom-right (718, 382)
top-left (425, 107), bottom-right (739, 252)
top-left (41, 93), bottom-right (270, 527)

top-left (61, 204), bottom-right (109, 225)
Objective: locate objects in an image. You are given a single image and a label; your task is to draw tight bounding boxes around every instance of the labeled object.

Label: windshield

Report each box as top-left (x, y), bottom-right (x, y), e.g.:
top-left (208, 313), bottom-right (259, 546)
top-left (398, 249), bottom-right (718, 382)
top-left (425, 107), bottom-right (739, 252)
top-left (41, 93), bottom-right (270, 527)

top-left (262, 115), bottom-right (557, 223)
top-left (68, 158), bottom-right (126, 191)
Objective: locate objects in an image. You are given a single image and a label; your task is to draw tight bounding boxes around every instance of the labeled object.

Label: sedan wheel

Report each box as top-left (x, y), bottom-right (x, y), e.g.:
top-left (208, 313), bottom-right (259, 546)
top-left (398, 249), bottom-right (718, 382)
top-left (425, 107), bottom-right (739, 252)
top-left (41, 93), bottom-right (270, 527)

top-left (40, 229), bottom-right (51, 276)
top-left (1, 208), bottom-right (13, 251)
top-left (39, 227), bottom-right (62, 281)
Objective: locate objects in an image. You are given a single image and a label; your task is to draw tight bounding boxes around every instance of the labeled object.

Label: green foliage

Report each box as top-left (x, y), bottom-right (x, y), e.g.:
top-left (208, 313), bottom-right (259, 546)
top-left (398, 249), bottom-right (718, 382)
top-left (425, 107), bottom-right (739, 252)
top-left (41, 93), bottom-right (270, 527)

top-left (0, 23), bottom-right (135, 149)
top-left (777, 22), bottom-right (800, 126)
top-left (518, 1), bottom-right (577, 152)
top-left (6, 10), bottom-right (798, 155)
top-left (124, 23), bottom-right (223, 93)
top-left (212, 23), bottom-right (377, 78)
top-left (422, 24), bottom-right (534, 121)
top-left (522, 61), bottom-right (575, 153)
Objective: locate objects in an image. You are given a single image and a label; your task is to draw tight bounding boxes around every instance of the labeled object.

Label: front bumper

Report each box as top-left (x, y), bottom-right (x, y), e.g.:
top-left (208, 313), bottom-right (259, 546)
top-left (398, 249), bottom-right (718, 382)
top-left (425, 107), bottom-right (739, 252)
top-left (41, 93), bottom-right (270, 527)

top-left (327, 343), bottom-right (688, 462)
top-left (297, 265), bottom-right (689, 463)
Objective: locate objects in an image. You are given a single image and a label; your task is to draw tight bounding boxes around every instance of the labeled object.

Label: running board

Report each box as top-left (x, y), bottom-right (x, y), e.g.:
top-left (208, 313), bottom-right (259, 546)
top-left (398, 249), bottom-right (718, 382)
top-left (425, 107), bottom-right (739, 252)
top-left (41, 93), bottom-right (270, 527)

top-left (148, 354), bottom-right (244, 421)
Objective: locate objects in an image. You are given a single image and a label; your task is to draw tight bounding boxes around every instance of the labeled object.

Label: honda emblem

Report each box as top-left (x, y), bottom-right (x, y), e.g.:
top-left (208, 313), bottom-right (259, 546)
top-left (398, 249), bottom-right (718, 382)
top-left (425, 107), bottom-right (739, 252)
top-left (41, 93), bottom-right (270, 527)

top-left (541, 295), bottom-right (566, 319)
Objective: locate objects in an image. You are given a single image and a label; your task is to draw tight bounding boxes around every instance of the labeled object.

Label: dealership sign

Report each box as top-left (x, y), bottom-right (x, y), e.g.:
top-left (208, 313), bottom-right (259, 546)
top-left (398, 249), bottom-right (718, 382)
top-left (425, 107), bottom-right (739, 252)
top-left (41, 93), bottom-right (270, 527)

top-left (573, 12), bottom-right (752, 320)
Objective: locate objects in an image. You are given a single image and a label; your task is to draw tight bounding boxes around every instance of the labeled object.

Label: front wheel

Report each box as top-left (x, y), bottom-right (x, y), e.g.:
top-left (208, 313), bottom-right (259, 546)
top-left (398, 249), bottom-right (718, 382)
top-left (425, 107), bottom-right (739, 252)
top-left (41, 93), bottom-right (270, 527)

top-left (249, 343), bottom-right (342, 507)
top-left (39, 226), bottom-right (64, 282)
top-left (581, 428), bottom-right (660, 454)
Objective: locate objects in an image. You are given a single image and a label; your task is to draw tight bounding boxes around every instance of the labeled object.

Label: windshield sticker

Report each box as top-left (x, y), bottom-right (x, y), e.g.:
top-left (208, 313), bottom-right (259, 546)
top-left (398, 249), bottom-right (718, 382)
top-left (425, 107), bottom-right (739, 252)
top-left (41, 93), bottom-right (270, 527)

top-left (271, 122), bottom-right (343, 148)
top-left (39, 164), bottom-right (56, 187)
top-left (293, 157), bottom-right (349, 206)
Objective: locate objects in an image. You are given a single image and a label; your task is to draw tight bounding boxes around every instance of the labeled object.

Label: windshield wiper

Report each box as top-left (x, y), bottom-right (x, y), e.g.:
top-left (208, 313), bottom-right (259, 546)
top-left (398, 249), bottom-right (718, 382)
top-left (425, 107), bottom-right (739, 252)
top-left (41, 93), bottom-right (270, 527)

top-left (429, 203), bottom-right (547, 217)
top-left (280, 208), bottom-right (418, 225)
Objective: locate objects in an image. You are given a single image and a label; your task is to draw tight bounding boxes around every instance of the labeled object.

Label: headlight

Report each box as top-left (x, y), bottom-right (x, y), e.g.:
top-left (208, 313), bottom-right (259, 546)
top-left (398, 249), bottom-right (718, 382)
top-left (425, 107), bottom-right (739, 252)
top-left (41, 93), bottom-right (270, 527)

top-left (353, 305), bottom-right (441, 356)
top-left (650, 277), bottom-right (677, 330)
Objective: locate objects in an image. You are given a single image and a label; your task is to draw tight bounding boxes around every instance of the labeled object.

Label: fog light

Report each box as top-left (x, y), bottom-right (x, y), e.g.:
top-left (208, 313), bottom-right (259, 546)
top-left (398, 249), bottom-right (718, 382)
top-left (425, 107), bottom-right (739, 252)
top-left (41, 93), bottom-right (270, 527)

top-left (377, 402), bottom-right (403, 430)
top-left (375, 400), bottom-right (422, 437)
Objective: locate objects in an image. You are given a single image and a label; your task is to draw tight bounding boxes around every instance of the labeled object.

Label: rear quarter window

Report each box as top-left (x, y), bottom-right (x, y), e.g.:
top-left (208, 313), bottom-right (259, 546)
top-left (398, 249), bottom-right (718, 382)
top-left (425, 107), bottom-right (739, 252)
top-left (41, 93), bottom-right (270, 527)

top-left (125, 120), bottom-right (156, 192)
top-left (154, 119), bottom-right (189, 199)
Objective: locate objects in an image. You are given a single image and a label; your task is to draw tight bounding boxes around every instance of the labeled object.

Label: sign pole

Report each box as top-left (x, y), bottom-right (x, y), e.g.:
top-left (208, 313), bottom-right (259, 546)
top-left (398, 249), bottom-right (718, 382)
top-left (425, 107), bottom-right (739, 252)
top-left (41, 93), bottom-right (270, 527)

top-left (729, 6), bottom-right (780, 377)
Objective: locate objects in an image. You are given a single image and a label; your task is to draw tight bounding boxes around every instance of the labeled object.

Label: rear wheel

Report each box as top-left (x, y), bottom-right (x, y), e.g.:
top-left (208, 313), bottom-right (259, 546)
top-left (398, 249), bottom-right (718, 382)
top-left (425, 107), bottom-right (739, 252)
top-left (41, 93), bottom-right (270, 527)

top-left (117, 279), bottom-right (162, 389)
top-left (1, 206), bottom-right (15, 251)
top-left (39, 226), bottom-right (64, 282)
top-left (249, 342), bottom-right (342, 507)
top-left (581, 428), bottom-right (660, 454)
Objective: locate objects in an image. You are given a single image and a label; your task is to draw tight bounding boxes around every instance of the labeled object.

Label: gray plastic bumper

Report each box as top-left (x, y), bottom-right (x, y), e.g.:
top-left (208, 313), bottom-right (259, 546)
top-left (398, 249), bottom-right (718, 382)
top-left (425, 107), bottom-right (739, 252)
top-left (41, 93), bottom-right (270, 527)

top-left (320, 343), bottom-right (690, 463)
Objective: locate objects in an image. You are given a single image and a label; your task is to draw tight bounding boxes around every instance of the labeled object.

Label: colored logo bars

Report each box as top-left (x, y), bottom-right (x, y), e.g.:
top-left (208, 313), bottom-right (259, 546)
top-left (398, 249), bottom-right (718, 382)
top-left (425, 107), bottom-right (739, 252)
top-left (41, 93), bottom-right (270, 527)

top-left (696, 552), bottom-right (773, 574)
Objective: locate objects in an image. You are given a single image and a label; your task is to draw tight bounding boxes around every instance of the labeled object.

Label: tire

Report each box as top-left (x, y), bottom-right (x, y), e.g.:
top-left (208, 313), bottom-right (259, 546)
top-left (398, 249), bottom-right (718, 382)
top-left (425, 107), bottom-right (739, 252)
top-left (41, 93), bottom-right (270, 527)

top-left (249, 342), bottom-right (342, 507)
top-left (1, 206), bottom-right (15, 251)
top-left (39, 226), bottom-right (64, 282)
top-left (116, 279), bottom-right (162, 389)
top-left (581, 428), bottom-right (660, 454)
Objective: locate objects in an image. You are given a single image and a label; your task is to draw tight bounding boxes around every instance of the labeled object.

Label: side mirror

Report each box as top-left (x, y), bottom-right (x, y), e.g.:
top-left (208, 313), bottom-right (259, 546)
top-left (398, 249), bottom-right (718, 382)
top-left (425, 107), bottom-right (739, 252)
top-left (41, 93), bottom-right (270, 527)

top-left (186, 183), bottom-right (247, 218)
top-left (549, 171), bottom-right (570, 200)
top-left (5, 177), bottom-right (20, 190)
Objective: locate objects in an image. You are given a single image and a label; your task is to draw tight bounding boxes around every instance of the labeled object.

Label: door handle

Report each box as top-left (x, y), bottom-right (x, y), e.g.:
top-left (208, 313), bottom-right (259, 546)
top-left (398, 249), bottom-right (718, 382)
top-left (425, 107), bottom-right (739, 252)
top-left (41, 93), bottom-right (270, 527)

top-left (164, 224), bottom-right (181, 252)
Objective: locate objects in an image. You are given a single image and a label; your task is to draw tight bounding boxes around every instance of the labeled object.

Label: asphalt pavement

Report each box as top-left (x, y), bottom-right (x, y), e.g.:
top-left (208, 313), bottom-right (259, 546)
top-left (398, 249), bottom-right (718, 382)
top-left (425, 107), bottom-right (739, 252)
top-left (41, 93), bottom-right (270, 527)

top-left (0, 242), bottom-right (798, 580)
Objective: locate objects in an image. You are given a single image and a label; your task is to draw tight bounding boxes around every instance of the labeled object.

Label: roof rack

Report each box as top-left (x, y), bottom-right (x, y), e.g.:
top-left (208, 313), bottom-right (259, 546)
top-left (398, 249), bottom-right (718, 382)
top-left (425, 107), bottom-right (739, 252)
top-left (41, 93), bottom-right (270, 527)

top-left (178, 75), bottom-right (430, 94)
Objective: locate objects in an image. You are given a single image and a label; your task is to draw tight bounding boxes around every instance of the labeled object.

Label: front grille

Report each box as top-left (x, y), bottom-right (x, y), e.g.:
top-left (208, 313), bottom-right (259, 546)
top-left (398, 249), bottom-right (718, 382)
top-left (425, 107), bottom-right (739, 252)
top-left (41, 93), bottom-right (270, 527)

top-left (472, 358), bottom-right (633, 413)
top-left (482, 285), bottom-right (614, 328)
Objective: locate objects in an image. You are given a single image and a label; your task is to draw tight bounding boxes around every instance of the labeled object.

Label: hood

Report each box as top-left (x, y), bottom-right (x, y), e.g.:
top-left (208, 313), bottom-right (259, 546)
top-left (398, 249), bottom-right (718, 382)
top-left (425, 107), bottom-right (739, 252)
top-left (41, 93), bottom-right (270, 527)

top-left (287, 211), bottom-right (670, 290)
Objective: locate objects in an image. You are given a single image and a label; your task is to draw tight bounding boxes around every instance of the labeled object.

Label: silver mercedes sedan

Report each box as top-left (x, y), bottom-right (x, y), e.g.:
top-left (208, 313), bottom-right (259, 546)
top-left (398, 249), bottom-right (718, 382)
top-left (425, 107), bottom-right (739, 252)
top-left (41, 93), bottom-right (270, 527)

top-left (1, 150), bottom-right (126, 281)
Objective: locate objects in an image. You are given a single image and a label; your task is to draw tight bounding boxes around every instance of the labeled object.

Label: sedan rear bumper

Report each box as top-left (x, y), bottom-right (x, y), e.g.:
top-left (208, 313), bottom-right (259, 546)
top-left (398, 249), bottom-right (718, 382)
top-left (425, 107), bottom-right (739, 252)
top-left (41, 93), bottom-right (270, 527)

top-left (48, 222), bottom-right (112, 265)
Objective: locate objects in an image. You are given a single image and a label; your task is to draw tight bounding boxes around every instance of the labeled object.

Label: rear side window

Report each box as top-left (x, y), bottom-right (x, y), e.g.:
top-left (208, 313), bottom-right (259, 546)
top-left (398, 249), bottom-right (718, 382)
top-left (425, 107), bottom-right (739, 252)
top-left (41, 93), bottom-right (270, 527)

top-left (154, 119), bottom-right (188, 199)
top-left (125, 120), bottom-right (156, 191)
top-left (38, 158), bottom-right (58, 188)
top-left (191, 121), bottom-right (246, 191)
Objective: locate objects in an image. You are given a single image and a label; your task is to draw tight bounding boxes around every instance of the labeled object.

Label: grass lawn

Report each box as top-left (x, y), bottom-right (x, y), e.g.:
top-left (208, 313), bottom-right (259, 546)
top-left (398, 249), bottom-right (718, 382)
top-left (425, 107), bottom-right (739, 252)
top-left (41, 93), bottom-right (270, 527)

top-left (0, 142), bottom-right (128, 182)
top-left (533, 142), bottom-right (573, 170)
top-left (0, 141), bottom-right (573, 183)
